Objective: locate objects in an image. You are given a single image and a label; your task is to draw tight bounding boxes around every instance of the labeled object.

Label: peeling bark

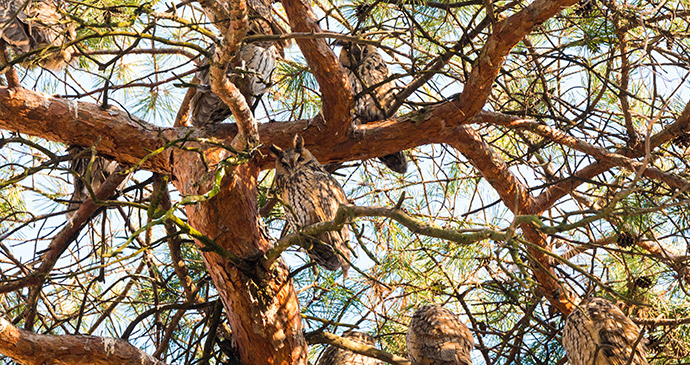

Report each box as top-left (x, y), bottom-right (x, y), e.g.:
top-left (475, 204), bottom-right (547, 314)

top-left (0, 317), bottom-right (165, 365)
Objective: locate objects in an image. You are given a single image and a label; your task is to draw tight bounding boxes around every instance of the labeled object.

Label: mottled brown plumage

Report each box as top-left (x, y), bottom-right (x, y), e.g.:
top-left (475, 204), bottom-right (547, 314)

top-left (0, 0), bottom-right (75, 70)
top-left (67, 146), bottom-right (119, 218)
top-left (269, 134), bottom-right (350, 275)
top-left (189, 1), bottom-right (286, 127)
top-left (563, 297), bottom-right (648, 365)
top-left (318, 331), bottom-right (381, 365)
top-left (406, 305), bottom-right (474, 365)
top-left (339, 40), bottom-right (407, 174)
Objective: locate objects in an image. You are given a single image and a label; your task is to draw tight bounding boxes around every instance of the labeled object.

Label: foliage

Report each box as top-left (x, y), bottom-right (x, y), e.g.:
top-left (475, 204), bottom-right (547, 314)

top-left (1, 0), bottom-right (690, 364)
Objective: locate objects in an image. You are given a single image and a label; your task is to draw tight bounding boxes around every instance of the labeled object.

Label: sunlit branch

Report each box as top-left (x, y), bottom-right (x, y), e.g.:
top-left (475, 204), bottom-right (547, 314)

top-left (306, 331), bottom-right (412, 365)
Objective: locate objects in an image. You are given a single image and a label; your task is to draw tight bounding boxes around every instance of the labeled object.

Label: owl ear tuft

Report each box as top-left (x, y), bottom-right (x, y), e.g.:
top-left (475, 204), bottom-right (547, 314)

top-left (293, 134), bottom-right (304, 151)
top-left (268, 145), bottom-right (283, 158)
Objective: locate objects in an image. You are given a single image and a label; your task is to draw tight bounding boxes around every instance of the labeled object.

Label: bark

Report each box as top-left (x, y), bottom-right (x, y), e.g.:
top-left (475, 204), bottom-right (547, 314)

top-left (0, 87), bottom-right (171, 172)
top-left (451, 126), bottom-right (575, 314)
top-left (279, 0), bottom-right (353, 137)
top-left (170, 146), bottom-right (307, 363)
top-left (0, 0), bottom-right (678, 361)
top-left (0, 317), bottom-right (165, 365)
top-left (306, 331), bottom-right (411, 365)
top-left (0, 85), bottom-right (511, 171)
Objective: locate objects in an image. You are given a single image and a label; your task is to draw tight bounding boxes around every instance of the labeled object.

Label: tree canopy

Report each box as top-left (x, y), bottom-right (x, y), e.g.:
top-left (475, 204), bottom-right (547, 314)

top-left (1, 0), bottom-right (690, 363)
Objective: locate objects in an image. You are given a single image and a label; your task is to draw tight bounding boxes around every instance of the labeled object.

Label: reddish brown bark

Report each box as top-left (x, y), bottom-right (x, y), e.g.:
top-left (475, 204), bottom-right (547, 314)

top-left (170, 147), bottom-right (307, 364)
top-left (0, 317), bottom-right (165, 365)
top-left (279, 0), bottom-right (353, 137)
top-left (0, 0), bottom-right (679, 361)
top-left (0, 87), bottom-right (171, 172)
top-left (438, 0), bottom-right (580, 315)
top-left (448, 0), bottom-right (579, 121)
top-left (451, 126), bottom-right (574, 314)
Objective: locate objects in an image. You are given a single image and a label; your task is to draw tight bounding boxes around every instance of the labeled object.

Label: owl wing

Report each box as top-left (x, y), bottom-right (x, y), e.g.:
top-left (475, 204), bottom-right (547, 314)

top-left (407, 305), bottom-right (474, 365)
top-left (353, 47), bottom-right (394, 123)
top-left (562, 308), bottom-right (599, 365)
top-left (564, 298), bottom-right (648, 365)
top-left (346, 45), bottom-right (408, 173)
top-left (305, 170), bottom-right (350, 272)
top-left (67, 147), bottom-right (120, 217)
top-left (590, 301), bottom-right (649, 365)
top-left (189, 17), bottom-right (278, 126)
top-left (0, 0), bottom-right (32, 53)
top-left (0, 0), bottom-right (74, 70)
top-left (231, 38), bottom-right (278, 109)
top-left (280, 166), bottom-right (350, 273)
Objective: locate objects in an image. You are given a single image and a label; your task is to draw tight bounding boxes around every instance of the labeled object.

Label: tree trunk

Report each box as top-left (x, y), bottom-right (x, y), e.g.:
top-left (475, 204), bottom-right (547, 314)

top-left (171, 147), bottom-right (307, 364)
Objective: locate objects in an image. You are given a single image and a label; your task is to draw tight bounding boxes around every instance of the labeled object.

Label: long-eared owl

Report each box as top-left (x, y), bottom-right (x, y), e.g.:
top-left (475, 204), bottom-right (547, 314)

top-left (269, 134), bottom-right (350, 276)
top-left (189, 0), bottom-right (287, 127)
top-left (406, 305), bottom-right (474, 365)
top-left (339, 40), bottom-right (407, 174)
top-left (563, 297), bottom-right (648, 365)
top-left (0, 0), bottom-right (76, 70)
top-left (67, 145), bottom-right (119, 218)
top-left (317, 331), bottom-right (382, 365)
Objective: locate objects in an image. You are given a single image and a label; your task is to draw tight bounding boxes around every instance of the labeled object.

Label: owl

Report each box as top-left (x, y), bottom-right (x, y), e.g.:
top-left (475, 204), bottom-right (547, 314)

top-left (406, 305), bottom-right (474, 365)
top-left (269, 134), bottom-right (350, 276)
top-left (67, 146), bottom-right (119, 218)
top-left (563, 297), bottom-right (648, 365)
top-left (338, 40), bottom-right (407, 174)
top-left (317, 331), bottom-right (381, 365)
top-left (0, 0), bottom-right (76, 70)
top-left (189, 1), bottom-right (286, 127)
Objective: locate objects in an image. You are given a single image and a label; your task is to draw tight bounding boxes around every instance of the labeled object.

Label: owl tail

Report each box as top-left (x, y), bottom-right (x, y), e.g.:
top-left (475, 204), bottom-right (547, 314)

top-left (306, 233), bottom-right (350, 278)
top-left (379, 151), bottom-right (408, 174)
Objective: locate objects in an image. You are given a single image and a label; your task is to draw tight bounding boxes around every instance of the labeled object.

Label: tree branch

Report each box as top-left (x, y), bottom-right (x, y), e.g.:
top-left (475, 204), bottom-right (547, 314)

top-left (280, 0), bottom-right (353, 136)
top-left (0, 317), bottom-right (166, 365)
top-left (306, 331), bottom-right (412, 365)
top-left (450, 125), bottom-right (575, 314)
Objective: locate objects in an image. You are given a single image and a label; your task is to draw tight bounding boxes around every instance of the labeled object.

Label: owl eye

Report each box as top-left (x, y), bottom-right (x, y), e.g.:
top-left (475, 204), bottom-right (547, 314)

top-left (297, 155), bottom-right (305, 162)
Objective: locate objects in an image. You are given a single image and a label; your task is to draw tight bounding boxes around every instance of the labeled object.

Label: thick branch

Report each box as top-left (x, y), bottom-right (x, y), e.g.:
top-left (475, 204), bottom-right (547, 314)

top-left (450, 126), bottom-right (574, 314)
top-left (0, 87), bottom-right (171, 172)
top-left (280, 0), bottom-right (353, 136)
top-left (452, 0), bottom-right (578, 119)
top-left (0, 85), bottom-right (501, 172)
top-left (0, 317), bottom-right (165, 365)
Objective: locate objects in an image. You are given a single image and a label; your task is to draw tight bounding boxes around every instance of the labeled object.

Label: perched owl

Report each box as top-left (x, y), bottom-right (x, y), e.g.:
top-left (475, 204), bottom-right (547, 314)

top-left (269, 134), bottom-right (351, 275)
top-left (0, 0), bottom-right (76, 70)
top-left (406, 305), bottom-right (474, 365)
top-left (67, 146), bottom-right (119, 218)
top-left (189, 2), bottom-right (286, 127)
top-left (563, 297), bottom-right (648, 365)
top-left (317, 331), bottom-right (381, 365)
top-left (339, 40), bottom-right (407, 174)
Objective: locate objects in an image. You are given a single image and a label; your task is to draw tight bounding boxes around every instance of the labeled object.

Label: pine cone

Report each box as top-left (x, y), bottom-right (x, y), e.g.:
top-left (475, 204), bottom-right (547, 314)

top-left (634, 276), bottom-right (653, 289)
top-left (616, 231), bottom-right (635, 248)
top-left (575, 0), bottom-right (595, 16)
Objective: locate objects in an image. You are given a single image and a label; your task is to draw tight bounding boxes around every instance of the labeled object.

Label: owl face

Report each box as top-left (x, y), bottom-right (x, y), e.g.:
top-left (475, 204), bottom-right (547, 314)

top-left (269, 134), bottom-right (317, 176)
top-left (338, 41), bottom-right (372, 68)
